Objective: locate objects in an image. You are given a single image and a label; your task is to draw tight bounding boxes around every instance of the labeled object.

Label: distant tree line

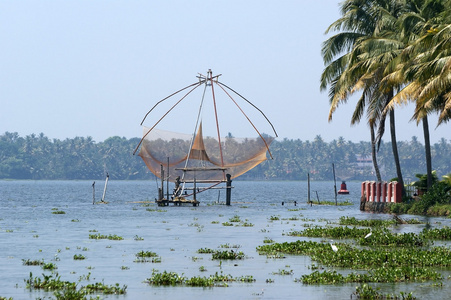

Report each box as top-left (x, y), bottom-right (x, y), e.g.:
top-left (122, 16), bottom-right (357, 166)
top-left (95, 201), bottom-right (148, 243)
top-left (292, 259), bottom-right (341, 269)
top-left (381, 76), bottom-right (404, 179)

top-left (0, 132), bottom-right (450, 181)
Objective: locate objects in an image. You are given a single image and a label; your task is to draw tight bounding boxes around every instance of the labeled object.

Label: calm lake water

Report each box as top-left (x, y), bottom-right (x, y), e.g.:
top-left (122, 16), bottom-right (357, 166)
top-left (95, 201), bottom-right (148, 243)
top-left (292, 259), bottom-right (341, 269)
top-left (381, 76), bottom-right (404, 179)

top-left (1, 180), bottom-right (450, 299)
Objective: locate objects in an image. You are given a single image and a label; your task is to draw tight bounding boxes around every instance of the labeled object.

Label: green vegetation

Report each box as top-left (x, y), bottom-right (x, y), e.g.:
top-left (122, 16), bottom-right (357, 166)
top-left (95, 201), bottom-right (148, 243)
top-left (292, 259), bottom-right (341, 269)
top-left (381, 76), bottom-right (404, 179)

top-left (339, 216), bottom-right (397, 227)
top-left (197, 247), bottom-right (245, 260)
top-left (88, 233), bottom-right (123, 240)
top-left (134, 250), bottom-right (161, 263)
top-left (25, 272), bottom-right (127, 296)
top-left (389, 174), bottom-right (451, 216)
top-left (73, 254), bottom-right (85, 260)
top-left (135, 250), bottom-right (158, 258)
top-left (352, 284), bottom-right (416, 300)
top-left (258, 223), bottom-right (451, 286)
top-left (212, 250), bottom-right (245, 260)
top-left (145, 270), bottom-right (254, 287)
top-left (1, 132), bottom-right (450, 181)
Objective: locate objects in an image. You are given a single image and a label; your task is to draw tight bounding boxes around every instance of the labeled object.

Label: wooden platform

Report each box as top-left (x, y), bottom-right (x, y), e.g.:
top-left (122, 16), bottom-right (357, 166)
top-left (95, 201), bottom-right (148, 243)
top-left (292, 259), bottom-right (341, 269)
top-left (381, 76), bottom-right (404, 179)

top-left (156, 197), bottom-right (200, 207)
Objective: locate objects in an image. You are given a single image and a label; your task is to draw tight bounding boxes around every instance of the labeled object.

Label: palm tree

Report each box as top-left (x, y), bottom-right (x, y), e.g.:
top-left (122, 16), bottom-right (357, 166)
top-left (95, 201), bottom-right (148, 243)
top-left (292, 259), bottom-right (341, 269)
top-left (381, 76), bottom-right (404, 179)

top-left (321, 0), bottom-right (406, 186)
top-left (383, 0), bottom-right (450, 190)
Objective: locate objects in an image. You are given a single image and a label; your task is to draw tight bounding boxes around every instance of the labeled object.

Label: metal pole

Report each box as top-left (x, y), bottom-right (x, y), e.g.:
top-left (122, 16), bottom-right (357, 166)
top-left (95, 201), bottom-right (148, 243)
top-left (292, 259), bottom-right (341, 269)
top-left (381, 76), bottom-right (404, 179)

top-left (307, 173), bottom-right (310, 204)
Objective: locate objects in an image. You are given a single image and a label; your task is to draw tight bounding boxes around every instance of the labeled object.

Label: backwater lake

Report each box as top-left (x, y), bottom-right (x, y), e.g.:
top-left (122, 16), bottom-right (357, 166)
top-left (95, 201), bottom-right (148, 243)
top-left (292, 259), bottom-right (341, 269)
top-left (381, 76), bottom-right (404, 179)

top-left (1, 180), bottom-right (450, 299)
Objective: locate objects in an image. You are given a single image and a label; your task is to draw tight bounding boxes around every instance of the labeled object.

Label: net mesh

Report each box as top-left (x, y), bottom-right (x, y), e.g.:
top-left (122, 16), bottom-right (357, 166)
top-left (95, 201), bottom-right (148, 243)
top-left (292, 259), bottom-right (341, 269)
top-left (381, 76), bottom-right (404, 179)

top-left (138, 124), bottom-right (273, 181)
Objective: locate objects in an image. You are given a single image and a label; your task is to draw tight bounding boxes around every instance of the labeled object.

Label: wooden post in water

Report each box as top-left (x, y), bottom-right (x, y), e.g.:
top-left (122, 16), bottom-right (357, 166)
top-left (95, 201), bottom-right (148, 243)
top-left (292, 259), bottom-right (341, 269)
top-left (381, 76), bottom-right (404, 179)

top-left (101, 173), bottom-right (109, 202)
top-left (193, 177), bottom-right (197, 201)
top-left (92, 181), bottom-right (95, 204)
top-left (226, 174), bottom-right (232, 206)
top-left (166, 157), bottom-right (169, 201)
top-left (160, 164), bottom-right (164, 201)
top-left (332, 163), bottom-right (337, 206)
top-left (307, 173), bottom-right (310, 204)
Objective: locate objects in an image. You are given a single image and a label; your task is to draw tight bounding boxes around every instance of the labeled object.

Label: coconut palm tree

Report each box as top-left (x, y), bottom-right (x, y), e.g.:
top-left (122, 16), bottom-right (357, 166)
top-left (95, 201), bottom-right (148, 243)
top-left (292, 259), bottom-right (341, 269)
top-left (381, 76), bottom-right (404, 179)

top-left (321, 0), bottom-right (407, 186)
top-left (383, 0), bottom-right (450, 190)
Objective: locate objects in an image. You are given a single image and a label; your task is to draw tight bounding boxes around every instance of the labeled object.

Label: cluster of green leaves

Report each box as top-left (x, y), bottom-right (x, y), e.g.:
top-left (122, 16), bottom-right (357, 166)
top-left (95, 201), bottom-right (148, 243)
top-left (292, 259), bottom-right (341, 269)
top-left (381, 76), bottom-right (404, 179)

top-left (352, 284), bottom-right (416, 300)
top-left (134, 250), bottom-right (161, 263)
top-left (338, 216), bottom-right (397, 227)
top-left (88, 233), bottom-right (123, 240)
top-left (73, 254), bottom-right (85, 260)
top-left (288, 226), bottom-right (371, 240)
top-left (197, 248), bottom-right (215, 254)
top-left (196, 247), bottom-right (245, 259)
top-left (258, 228), bottom-right (451, 284)
top-left (392, 176), bottom-right (451, 216)
top-left (212, 250), bottom-right (245, 260)
top-left (1, 131), bottom-right (450, 181)
top-left (22, 259), bottom-right (57, 271)
top-left (300, 266), bottom-right (441, 284)
top-left (289, 226), bottom-right (428, 247)
top-left (25, 272), bottom-right (127, 295)
top-left (135, 250), bottom-right (158, 258)
top-left (145, 270), bottom-right (253, 287)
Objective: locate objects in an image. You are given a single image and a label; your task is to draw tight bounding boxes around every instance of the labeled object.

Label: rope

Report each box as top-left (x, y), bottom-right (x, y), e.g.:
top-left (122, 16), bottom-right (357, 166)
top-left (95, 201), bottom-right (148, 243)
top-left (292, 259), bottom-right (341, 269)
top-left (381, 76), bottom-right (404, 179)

top-left (215, 81), bottom-right (276, 159)
top-left (133, 82), bottom-right (203, 155)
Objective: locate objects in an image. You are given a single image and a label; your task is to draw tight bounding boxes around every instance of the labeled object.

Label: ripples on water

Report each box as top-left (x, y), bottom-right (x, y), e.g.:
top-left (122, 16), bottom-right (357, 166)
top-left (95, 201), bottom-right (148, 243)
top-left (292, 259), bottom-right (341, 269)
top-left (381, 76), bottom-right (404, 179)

top-left (0, 180), bottom-right (449, 299)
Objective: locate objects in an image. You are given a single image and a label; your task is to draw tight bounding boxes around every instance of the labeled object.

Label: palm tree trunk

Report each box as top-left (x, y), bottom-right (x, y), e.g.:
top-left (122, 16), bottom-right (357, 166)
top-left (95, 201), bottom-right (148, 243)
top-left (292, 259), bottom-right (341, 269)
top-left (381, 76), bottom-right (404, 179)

top-left (389, 109), bottom-right (405, 196)
top-left (422, 116), bottom-right (433, 190)
top-left (370, 123), bottom-right (382, 182)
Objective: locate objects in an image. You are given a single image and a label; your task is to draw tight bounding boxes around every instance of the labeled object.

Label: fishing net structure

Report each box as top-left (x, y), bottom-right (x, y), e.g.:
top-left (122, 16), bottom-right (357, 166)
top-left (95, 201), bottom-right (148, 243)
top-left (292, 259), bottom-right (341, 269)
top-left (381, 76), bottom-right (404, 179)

top-left (138, 124), bottom-right (274, 181)
top-left (134, 70), bottom-right (277, 186)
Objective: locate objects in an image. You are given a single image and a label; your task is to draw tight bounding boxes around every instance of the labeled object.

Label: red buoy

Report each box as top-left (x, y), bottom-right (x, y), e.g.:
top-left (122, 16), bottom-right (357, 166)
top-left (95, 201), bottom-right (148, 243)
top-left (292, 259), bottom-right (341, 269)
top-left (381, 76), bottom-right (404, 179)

top-left (338, 181), bottom-right (349, 194)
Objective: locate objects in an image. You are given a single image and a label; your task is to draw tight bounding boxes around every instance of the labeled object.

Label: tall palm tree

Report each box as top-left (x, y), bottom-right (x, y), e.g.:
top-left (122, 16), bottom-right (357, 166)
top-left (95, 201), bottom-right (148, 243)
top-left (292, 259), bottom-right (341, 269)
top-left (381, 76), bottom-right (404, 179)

top-left (321, 0), bottom-right (406, 186)
top-left (383, 0), bottom-right (450, 190)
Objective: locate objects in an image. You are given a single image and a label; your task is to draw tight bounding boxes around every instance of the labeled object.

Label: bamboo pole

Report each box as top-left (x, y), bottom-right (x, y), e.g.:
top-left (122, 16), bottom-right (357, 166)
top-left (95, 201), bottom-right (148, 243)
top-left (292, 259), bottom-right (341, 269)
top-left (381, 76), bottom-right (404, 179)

top-left (332, 163), bottom-right (337, 206)
top-left (101, 173), bottom-right (109, 202)
top-left (92, 181), bottom-right (95, 204)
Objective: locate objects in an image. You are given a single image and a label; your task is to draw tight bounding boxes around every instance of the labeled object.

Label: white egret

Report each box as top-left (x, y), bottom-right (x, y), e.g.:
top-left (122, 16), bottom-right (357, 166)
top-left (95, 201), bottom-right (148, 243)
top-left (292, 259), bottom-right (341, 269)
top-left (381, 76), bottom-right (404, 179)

top-left (330, 241), bottom-right (338, 252)
top-left (364, 231), bottom-right (372, 239)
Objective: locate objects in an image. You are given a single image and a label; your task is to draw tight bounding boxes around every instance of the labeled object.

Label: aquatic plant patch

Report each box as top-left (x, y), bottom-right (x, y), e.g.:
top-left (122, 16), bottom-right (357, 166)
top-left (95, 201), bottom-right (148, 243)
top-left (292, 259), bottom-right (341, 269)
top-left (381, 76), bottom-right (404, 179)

top-left (288, 226), bottom-right (370, 239)
top-left (145, 270), bottom-right (253, 287)
top-left (212, 250), bottom-right (245, 260)
top-left (352, 284), bottom-right (416, 300)
top-left (338, 216), bottom-right (396, 227)
top-left (258, 240), bottom-right (451, 271)
top-left (73, 254), bottom-right (86, 260)
top-left (135, 250), bottom-right (159, 258)
top-left (229, 215), bottom-right (241, 222)
top-left (299, 266), bottom-right (442, 284)
top-left (219, 243), bottom-right (241, 249)
top-left (197, 248), bottom-right (215, 254)
top-left (358, 230), bottom-right (427, 247)
top-left (25, 272), bottom-right (127, 296)
top-left (289, 226), bottom-right (427, 247)
top-left (88, 233), bottom-right (124, 240)
top-left (22, 259), bottom-right (44, 266)
top-left (421, 226), bottom-right (451, 240)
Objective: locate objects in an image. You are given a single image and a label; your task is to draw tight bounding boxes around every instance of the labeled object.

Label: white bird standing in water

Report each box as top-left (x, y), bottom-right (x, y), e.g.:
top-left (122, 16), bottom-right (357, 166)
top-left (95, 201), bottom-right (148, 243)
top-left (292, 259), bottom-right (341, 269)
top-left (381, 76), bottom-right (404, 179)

top-left (330, 241), bottom-right (338, 252)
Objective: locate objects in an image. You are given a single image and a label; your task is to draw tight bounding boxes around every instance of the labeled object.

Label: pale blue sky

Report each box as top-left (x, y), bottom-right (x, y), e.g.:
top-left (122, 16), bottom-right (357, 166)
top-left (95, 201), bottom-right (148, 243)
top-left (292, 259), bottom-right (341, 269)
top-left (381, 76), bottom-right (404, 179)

top-left (1, 1), bottom-right (449, 143)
